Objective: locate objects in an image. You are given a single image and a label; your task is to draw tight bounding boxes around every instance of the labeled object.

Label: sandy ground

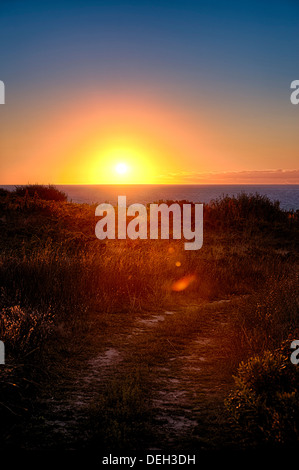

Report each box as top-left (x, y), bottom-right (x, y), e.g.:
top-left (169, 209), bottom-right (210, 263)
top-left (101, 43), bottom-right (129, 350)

top-left (15, 299), bottom-right (241, 453)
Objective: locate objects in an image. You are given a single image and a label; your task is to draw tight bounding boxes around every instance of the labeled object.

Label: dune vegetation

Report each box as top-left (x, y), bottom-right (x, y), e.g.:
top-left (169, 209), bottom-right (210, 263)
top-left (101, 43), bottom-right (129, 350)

top-left (0, 185), bottom-right (298, 453)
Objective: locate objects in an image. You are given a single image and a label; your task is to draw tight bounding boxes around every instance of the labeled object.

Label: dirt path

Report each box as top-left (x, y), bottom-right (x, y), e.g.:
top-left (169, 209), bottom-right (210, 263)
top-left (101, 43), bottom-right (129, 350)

top-left (19, 300), bottom-right (239, 452)
top-left (148, 303), bottom-right (237, 451)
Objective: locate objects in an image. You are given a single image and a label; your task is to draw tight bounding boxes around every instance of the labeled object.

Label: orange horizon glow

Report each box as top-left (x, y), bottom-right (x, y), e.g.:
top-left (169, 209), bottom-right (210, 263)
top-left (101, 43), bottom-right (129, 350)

top-left (1, 90), bottom-right (298, 185)
top-left (0, 92), bottom-right (211, 185)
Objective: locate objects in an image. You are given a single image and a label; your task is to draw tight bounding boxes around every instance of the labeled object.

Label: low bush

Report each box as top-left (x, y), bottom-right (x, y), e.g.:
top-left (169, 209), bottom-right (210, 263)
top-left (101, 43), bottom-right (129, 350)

top-left (13, 184), bottom-right (67, 202)
top-left (226, 346), bottom-right (299, 447)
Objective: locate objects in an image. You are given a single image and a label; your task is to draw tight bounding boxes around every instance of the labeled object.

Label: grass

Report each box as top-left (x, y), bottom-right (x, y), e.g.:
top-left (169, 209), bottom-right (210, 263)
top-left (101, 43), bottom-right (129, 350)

top-left (0, 186), bottom-right (298, 450)
top-left (89, 369), bottom-right (153, 452)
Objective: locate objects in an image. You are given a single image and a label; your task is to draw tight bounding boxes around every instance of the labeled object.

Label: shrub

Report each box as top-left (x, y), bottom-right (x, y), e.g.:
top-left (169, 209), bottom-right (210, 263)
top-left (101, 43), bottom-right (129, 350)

top-left (205, 192), bottom-right (287, 231)
top-left (0, 305), bottom-right (55, 436)
top-left (226, 347), bottom-right (299, 446)
top-left (0, 188), bottom-right (9, 198)
top-left (13, 184), bottom-right (67, 202)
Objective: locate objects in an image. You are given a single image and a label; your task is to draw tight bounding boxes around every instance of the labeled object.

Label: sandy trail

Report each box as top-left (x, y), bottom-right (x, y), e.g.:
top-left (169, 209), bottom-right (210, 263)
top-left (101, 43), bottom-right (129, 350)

top-left (21, 301), bottom-right (236, 451)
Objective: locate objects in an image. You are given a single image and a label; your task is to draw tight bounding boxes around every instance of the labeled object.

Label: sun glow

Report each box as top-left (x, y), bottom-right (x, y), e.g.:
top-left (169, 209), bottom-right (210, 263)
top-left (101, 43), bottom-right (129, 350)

top-left (115, 162), bottom-right (129, 175)
top-left (89, 144), bottom-right (156, 184)
top-left (21, 93), bottom-right (212, 185)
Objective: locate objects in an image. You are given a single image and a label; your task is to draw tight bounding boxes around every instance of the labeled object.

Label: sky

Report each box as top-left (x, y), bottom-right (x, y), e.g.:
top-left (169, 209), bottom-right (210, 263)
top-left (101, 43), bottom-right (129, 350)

top-left (0, 0), bottom-right (298, 184)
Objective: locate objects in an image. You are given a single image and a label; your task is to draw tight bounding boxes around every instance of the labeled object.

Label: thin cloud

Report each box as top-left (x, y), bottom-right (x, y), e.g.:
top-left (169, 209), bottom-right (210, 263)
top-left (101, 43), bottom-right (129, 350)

top-left (158, 169), bottom-right (299, 184)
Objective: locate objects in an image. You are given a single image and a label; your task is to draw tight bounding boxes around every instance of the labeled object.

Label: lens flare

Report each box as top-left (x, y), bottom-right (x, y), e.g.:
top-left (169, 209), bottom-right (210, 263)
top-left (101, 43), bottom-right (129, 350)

top-left (171, 274), bottom-right (196, 292)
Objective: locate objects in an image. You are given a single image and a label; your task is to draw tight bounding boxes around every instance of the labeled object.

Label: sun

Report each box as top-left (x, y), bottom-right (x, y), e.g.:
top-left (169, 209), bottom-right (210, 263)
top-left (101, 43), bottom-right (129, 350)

top-left (86, 145), bottom-right (156, 183)
top-left (115, 162), bottom-right (129, 175)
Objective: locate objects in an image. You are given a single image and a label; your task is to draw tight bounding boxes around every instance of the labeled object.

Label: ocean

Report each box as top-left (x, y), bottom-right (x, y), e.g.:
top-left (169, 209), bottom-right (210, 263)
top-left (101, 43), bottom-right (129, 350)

top-left (1, 184), bottom-right (299, 211)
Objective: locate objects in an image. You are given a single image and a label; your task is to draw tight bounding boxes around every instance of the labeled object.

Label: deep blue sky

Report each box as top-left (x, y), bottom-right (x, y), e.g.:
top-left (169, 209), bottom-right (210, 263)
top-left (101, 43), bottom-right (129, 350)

top-left (1, 0), bottom-right (299, 95)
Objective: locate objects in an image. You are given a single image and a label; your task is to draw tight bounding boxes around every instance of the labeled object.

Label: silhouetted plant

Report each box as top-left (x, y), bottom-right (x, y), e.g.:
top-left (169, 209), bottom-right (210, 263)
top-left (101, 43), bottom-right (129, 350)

top-left (13, 184), bottom-right (67, 202)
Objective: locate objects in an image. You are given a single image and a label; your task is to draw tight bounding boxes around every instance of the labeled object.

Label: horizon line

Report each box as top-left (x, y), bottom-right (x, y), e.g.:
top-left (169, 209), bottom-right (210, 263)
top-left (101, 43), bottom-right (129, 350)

top-left (1, 182), bottom-right (299, 186)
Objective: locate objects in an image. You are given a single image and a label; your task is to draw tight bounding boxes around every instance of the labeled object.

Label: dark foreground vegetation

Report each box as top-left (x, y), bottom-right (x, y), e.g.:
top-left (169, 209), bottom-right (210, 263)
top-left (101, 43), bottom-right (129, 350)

top-left (0, 184), bottom-right (298, 454)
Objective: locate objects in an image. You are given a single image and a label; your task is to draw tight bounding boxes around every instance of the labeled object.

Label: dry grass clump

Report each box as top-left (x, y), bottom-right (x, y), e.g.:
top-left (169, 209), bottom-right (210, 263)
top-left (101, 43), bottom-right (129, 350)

top-left (0, 305), bottom-right (54, 356)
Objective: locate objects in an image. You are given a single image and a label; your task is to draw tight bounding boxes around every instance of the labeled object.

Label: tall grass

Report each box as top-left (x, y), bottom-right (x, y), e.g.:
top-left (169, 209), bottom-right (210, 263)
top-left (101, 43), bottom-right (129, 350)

top-left (230, 268), bottom-right (299, 358)
top-left (0, 188), bottom-right (298, 448)
top-left (0, 190), bottom-right (297, 361)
